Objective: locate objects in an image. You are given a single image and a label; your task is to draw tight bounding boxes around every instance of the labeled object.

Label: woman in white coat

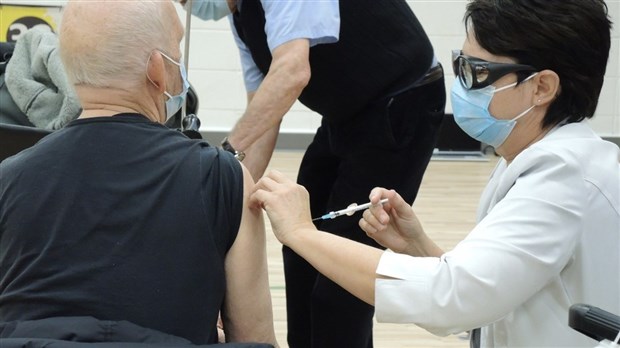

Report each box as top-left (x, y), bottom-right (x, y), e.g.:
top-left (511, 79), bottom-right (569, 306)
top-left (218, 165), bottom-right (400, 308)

top-left (251, 0), bottom-right (619, 347)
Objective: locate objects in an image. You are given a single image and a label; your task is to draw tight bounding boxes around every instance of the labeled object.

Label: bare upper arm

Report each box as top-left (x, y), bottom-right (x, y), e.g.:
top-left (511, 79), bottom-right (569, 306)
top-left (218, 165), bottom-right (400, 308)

top-left (221, 164), bottom-right (277, 345)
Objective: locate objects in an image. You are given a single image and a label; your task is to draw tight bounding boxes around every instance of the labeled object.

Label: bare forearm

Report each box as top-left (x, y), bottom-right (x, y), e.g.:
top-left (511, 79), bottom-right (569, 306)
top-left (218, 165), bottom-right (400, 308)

top-left (285, 228), bottom-right (384, 305)
top-left (227, 39), bottom-right (310, 166)
top-left (406, 235), bottom-right (445, 258)
top-left (229, 68), bottom-right (306, 150)
top-left (243, 125), bottom-right (280, 181)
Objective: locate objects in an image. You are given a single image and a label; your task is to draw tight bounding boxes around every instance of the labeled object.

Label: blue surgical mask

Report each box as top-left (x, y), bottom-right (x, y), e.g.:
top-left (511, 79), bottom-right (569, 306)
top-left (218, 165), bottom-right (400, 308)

top-left (450, 74), bottom-right (537, 148)
top-left (188, 0), bottom-right (231, 21)
top-left (147, 51), bottom-right (190, 122)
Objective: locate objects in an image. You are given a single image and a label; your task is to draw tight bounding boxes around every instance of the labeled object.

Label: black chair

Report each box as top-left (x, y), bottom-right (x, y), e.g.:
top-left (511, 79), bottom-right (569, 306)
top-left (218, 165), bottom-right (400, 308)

top-left (0, 316), bottom-right (274, 348)
top-left (0, 339), bottom-right (274, 348)
top-left (0, 123), bottom-right (52, 163)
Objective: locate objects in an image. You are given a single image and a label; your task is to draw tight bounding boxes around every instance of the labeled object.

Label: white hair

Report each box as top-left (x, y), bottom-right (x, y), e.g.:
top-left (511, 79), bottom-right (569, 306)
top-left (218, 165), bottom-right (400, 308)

top-left (60, 0), bottom-right (174, 89)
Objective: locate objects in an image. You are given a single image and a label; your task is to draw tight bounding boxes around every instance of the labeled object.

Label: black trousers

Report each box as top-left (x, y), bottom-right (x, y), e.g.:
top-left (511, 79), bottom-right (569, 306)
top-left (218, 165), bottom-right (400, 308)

top-left (285, 74), bottom-right (446, 348)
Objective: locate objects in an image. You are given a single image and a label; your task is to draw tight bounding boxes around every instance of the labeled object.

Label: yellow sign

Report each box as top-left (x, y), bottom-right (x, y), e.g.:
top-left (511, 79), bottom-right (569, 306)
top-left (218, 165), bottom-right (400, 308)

top-left (0, 5), bottom-right (62, 42)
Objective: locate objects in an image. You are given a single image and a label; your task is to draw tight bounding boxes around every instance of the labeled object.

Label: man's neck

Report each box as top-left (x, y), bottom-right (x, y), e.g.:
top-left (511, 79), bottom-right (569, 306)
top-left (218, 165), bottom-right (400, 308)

top-left (75, 85), bottom-right (161, 123)
top-left (79, 107), bottom-right (138, 119)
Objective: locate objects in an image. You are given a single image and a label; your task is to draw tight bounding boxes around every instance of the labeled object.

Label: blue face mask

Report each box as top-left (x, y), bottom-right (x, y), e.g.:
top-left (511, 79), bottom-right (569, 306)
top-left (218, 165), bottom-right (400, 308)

top-left (188, 0), bottom-right (231, 21)
top-left (450, 74), bottom-right (537, 148)
top-left (160, 53), bottom-right (190, 121)
top-left (147, 51), bottom-right (190, 122)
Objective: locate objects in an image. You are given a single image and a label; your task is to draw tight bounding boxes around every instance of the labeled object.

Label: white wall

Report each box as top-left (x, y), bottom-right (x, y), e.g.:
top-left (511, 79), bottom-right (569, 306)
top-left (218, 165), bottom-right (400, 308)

top-left (177, 1), bottom-right (620, 138)
top-left (5, 0), bottom-right (617, 137)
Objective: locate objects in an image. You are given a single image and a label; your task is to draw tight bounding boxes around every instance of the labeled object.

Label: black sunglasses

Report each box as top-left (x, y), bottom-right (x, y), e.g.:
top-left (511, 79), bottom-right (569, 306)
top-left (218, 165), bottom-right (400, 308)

top-left (452, 50), bottom-right (537, 90)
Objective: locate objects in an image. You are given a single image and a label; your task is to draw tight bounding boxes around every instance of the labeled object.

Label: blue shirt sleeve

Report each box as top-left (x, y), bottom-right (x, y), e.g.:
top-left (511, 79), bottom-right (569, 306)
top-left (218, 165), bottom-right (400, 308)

top-left (230, 0), bottom-right (341, 92)
top-left (261, 0), bottom-right (340, 51)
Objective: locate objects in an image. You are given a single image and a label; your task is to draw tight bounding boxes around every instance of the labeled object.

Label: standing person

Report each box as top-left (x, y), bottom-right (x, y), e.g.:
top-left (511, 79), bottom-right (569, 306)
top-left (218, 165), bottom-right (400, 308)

top-left (181, 1), bottom-right (446, 346)
top-left (250, 0), bottom-right (619, 347)
top-left (0, 1), bottom-right (277, 346)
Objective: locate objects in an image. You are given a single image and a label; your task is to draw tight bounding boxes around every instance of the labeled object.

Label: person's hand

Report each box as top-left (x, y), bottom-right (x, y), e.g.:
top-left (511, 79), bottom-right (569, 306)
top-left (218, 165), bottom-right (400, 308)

top-left (251, 170), bottom-right (315, 245)
top-left (359, 187), bottom-right (426, 255)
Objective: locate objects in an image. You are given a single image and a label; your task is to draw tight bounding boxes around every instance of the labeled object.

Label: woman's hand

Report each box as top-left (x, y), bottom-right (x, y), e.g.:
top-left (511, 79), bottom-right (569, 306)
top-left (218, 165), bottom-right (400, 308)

top-left (360, 187), bottom-right (440, 257)
top-left (251, 170), bottom-right (315, 245)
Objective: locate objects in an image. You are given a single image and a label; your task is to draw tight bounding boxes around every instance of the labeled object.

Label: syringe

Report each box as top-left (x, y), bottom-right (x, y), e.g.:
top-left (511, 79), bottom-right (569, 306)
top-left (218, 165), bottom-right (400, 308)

top-left (312, 198), bottom-right (388, 221)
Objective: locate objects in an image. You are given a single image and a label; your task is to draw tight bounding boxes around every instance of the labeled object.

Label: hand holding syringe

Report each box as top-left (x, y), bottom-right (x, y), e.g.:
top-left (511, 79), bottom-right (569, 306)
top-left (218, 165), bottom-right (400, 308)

top-left (312, 198), bottom-right (389, 221)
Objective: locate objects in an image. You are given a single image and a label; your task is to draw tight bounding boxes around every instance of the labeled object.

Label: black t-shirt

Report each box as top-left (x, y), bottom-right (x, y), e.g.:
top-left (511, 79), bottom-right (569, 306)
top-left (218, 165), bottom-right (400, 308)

top-left (0, 113), bottom-right (243, 344)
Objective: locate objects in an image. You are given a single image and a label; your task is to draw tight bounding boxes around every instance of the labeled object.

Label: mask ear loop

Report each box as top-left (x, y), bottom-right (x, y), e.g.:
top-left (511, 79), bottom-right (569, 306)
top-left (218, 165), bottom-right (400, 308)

top-left (496, 72), bottom-right (539, 121)
top-left (145, 52), bottom-right (173, 100)
top-left (145, 52), bottom-right (157, 88)
top-left (511, 105), bottom-right (536, 122)
top-left (494, 72), bottom-right (539, 93)
top-left (158, 51), bottom-right (182, 67)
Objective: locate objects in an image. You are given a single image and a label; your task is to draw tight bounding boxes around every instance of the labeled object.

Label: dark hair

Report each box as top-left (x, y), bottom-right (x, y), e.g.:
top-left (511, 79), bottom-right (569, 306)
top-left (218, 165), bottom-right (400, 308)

top-left (464, 0), bottom-right (613, 129)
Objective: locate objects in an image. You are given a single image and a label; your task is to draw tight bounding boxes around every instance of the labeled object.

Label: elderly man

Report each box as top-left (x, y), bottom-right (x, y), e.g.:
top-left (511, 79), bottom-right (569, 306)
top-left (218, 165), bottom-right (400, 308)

top-left (0, 1), bottom-right (277, 346)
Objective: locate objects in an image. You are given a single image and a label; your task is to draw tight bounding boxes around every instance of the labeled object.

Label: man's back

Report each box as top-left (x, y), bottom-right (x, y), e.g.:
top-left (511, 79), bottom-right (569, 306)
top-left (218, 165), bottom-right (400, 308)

top-left (0, 113), bottom-right (243, 344)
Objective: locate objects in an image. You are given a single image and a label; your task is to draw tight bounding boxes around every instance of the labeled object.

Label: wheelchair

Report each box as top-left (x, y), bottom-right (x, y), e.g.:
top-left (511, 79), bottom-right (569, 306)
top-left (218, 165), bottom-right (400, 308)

top-left (0, 41), bottom-right (202, 164)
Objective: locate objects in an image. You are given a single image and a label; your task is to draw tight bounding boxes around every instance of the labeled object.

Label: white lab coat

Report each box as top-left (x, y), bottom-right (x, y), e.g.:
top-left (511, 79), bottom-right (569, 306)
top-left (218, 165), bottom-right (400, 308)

top-left (375, 122), bottom-right (620, 347)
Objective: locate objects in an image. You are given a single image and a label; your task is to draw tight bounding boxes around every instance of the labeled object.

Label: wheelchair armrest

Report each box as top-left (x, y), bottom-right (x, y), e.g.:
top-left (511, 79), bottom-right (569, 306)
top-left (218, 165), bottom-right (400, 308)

top-left (569, 303), bottom-right (620, 342)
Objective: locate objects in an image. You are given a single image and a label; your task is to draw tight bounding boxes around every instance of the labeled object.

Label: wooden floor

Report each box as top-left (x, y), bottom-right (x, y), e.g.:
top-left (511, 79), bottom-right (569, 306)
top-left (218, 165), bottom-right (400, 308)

top-left (262, 150), bottom-right (500, 348)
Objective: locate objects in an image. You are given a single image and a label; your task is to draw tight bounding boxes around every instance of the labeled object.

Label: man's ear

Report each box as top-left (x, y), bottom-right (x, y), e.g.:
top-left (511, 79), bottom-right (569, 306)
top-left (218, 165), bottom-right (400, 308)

top-left (146, 51), bottom-right (167, 94)
top-left (532, 69), bottom-right (560, 106)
